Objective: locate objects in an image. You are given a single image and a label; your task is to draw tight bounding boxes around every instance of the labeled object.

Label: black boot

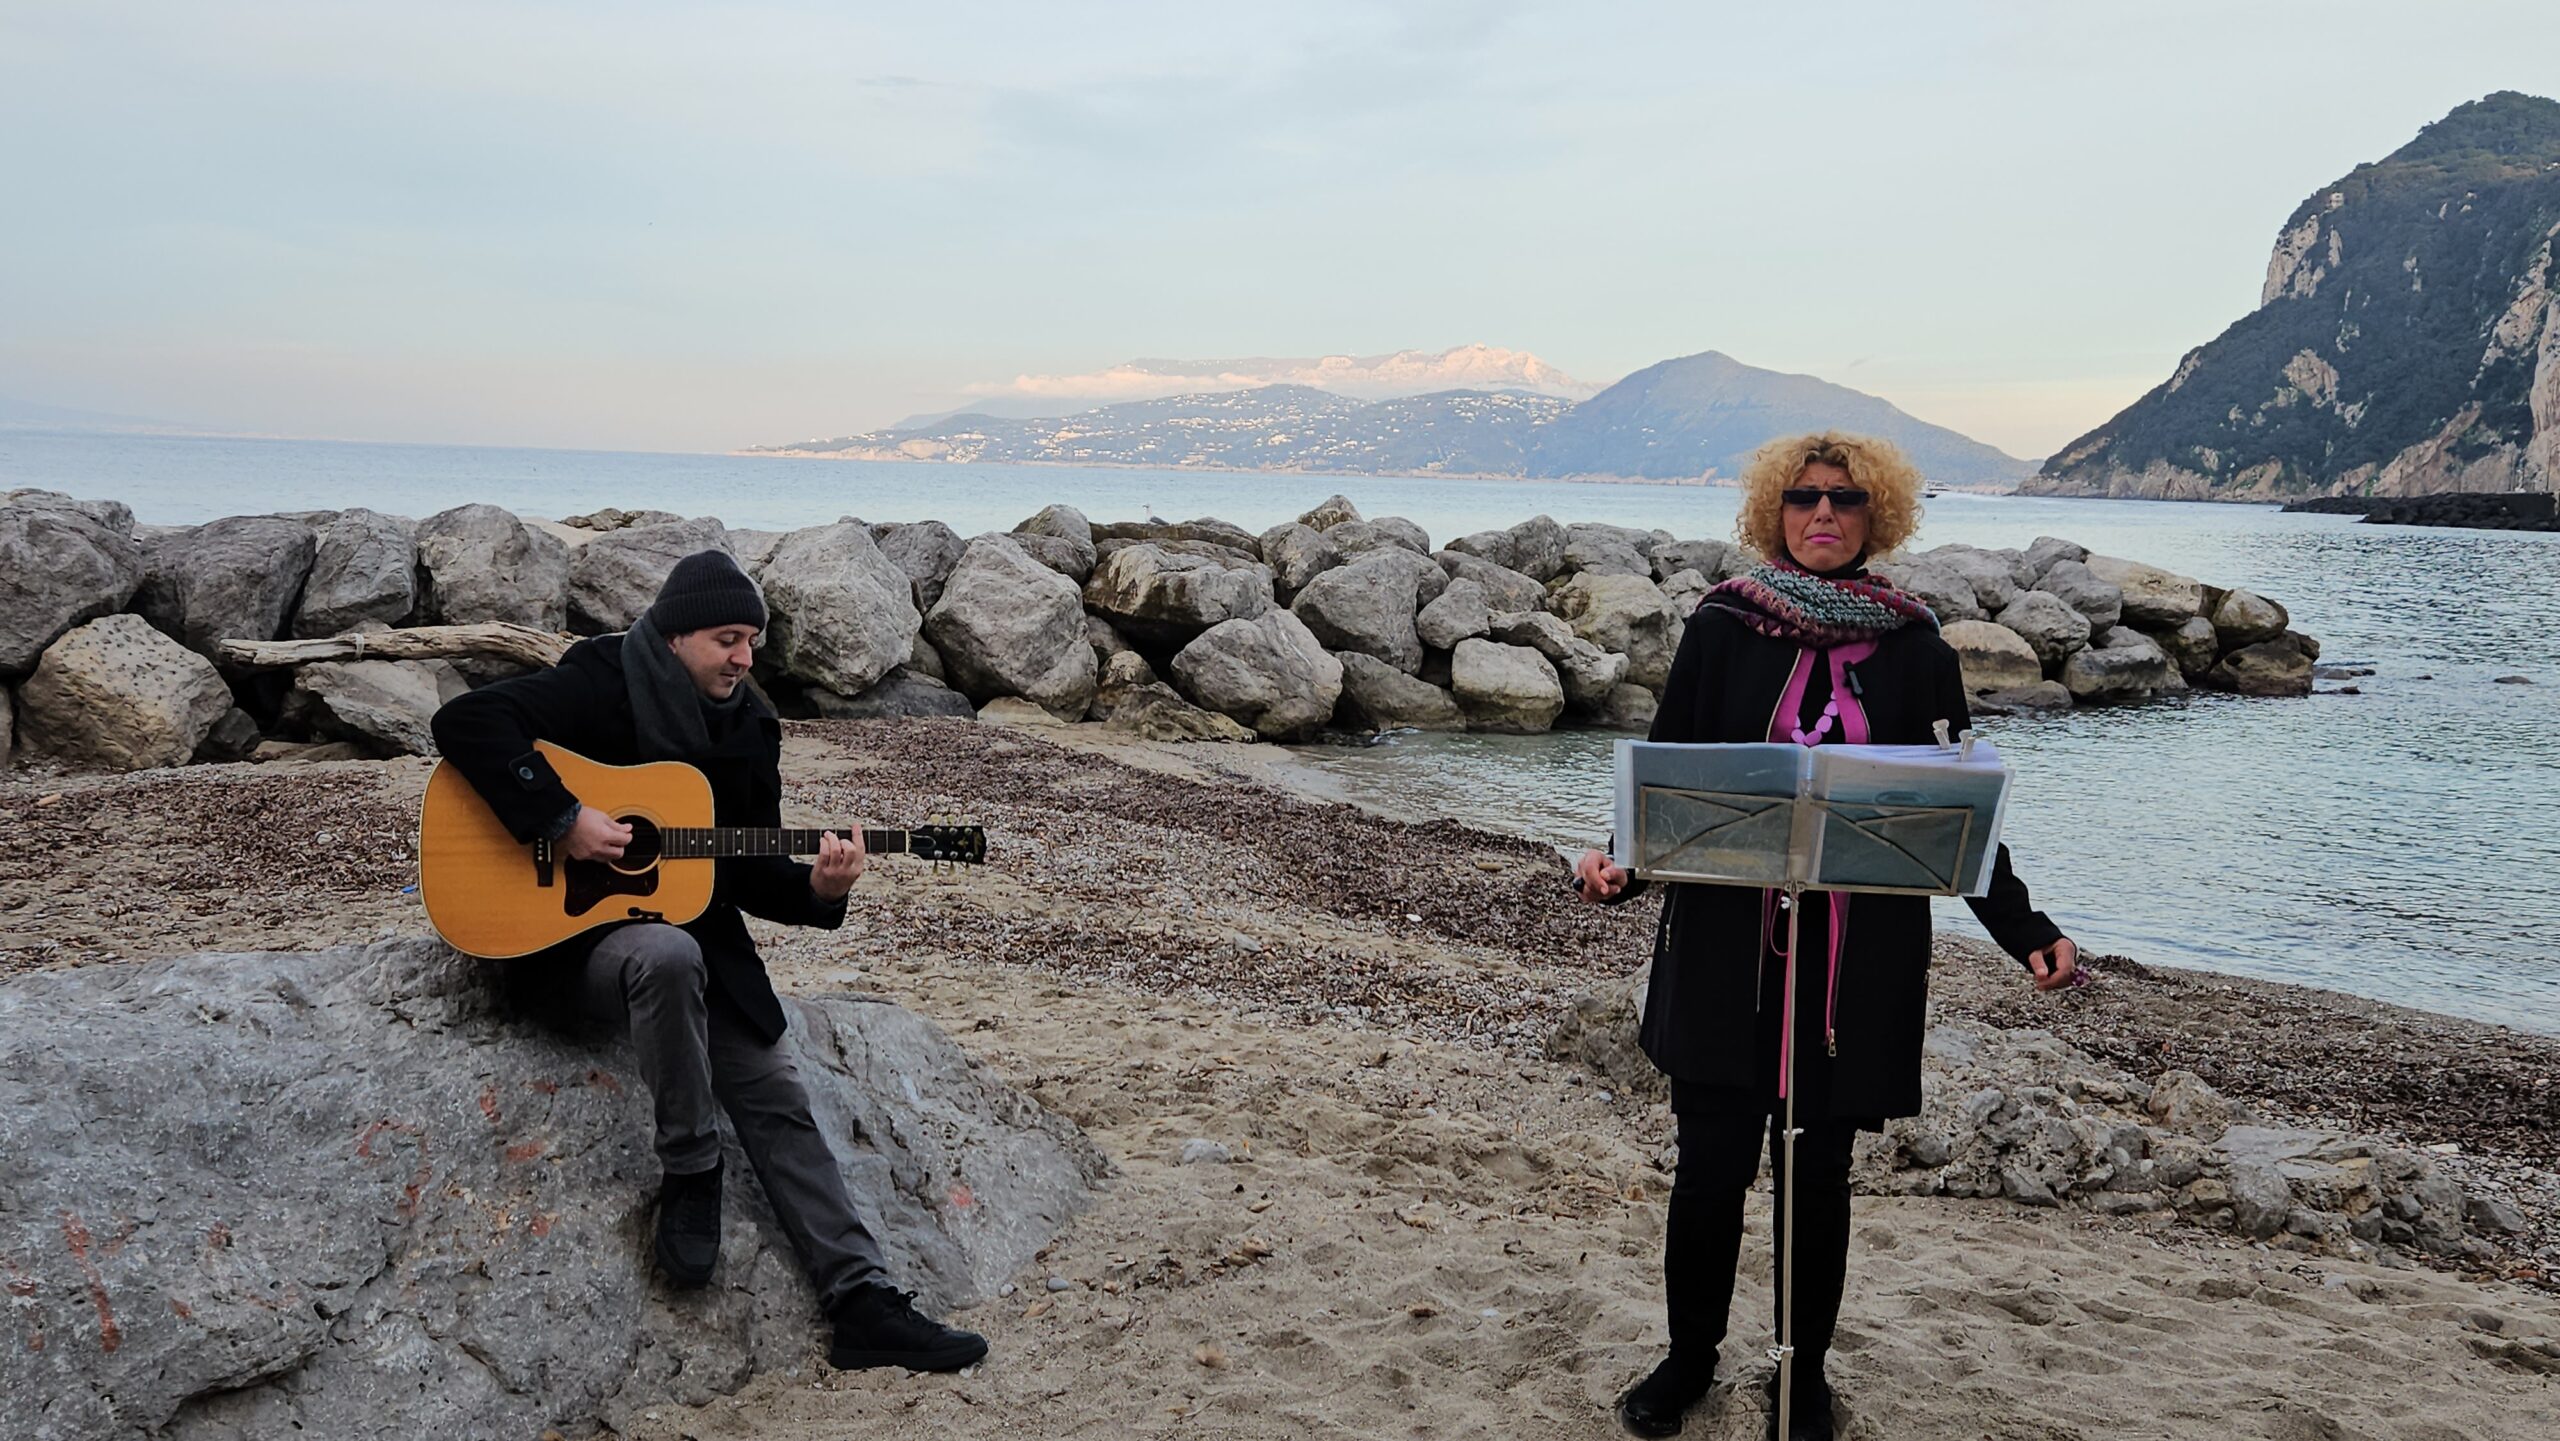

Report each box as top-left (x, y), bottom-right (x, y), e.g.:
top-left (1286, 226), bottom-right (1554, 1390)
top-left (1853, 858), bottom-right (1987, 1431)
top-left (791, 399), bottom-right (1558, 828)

top-left (654, 1161), bottom-right (722, 1288)
top-left (1618, 1352), bottom-right (1714, 1437)
top-left (828, 1283), bottom-right (989, 1372)
top-left (1762, 1368), bottom-right (1836, 1441)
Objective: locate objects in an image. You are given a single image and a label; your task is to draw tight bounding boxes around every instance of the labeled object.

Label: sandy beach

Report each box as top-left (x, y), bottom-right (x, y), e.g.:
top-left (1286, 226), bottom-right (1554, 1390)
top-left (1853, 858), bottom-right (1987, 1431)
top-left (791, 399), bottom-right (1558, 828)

top-left (4, 720), bottom-right (2555, 1439)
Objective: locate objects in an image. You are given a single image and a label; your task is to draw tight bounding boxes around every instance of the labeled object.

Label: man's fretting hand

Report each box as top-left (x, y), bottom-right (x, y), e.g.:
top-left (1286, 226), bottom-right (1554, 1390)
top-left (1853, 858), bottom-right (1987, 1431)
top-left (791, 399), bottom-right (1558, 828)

top-left (810, 829), bottom-right (866, 902)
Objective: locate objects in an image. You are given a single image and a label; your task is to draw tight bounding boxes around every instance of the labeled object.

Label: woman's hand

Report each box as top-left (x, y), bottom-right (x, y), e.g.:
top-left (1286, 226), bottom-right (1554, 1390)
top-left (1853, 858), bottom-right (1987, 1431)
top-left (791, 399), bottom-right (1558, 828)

top-left (1572, 848), bottom-right (1627, 903)
top-left (2026, 936), bottom-right (2079, 991)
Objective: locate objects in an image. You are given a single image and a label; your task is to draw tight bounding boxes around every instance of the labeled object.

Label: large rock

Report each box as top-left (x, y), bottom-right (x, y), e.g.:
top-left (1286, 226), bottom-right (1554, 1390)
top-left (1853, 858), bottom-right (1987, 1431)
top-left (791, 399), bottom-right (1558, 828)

top-left (1414, 578), bottom-right (1495, 651)
top-left (2022, 535), bottom-right (2089, 581)
top-left (1255, 523), bottom-right (1343, 602)
top-left (2156, 615), bottom-right (2222, 677)
top-left (2211, 588), bottom-right (2290, 647)
top-left (2084, 555), bottom-right (2208, 628)
top-left (1450, 638), bottom-right (1565, 733)
top-left (2204, 635), bottom-right (2315, 697)
top-left (0, 937), bottom-right (1101, 1441)
top-left (867, 520), bottom-right (968, 612)
top-left (1169, 609), bottom-right (1340, 741)
top-left (1433, 552), bottom-right (1547, 614)
top-left (1327, 518), bottom-right (1430, 558)
top-left (1503, 515), bottom-right (1567, 581)
top-left (1560, 523), bottom-right (1664, 579)
top-left (1549, 573), bottom-right (1683, 691)
top-left (1916, 545), bottom-right (2021, 613)
top-left (1092, 517), bottom-right (1262, 559)
top-left (1084, 543), bottom-right (1275, 649)
top-left (293, 508), bottom-right (418, 638)
top-left (924, 536), bottom-right (1097, 718)
top-left (1333, 651), bottom-right (1466, 732)
top-left (1010, 504), bottom-right (1098, 583)
top-left (1603, 683), bottom-right (1658, 731)
top-left (0, 504), bottom-right (145, 678)
top-left (1289, 548), bottom-right (1447, 675)
top-left (810, 670), bottom-right (979, 720)
top-left (1650, 538), bottom-right (1732, 585)
top-left (136, 516), bottom-right (317, 657)
top-left (567, 517), bottom-right (731, 635)
top-left (14, 614), bottom-right (233, 771)
top-left (2032, 558), bottom-right (2123, 633)
top-left (1102, 682), bottom-right (1256, 743)
top-left (1942, 619), bottom-right (2044, 696)
top-left (758, 522), bottom-right (923, 698)
top-left (415, 504), bottom-right (571, 630)
top-left (6, 488), bottom-right (134, 535)
top-left (1869, 557), bottom-right (1983, 624)
top-left (1296, 494), bottom-right (1361, 531)
top-left (1993, 591), bottom-right (2093, 668)
top-left (1487, 611), bottom-right (1626, 710)
top-left (2062, 627), bottom-right (2181, 703)
top-left (1441, 529), bottom-right (1517, 571)
top-left (1657, 568), bottom-right (1712, 616)
top-left (288, 658), bottom-right (470, 755)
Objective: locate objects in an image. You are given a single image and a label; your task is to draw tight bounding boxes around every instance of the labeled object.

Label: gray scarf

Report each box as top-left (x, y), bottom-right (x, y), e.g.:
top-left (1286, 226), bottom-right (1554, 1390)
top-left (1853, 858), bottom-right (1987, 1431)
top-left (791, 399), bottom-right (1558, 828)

top-left (623, 611), bottom-right (772, 762)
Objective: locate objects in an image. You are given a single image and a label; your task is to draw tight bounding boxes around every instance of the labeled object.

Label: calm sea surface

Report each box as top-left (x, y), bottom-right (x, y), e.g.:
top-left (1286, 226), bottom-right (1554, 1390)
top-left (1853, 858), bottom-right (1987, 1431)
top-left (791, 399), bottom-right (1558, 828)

top-left (8, 428), bottom-right (2556, 1035)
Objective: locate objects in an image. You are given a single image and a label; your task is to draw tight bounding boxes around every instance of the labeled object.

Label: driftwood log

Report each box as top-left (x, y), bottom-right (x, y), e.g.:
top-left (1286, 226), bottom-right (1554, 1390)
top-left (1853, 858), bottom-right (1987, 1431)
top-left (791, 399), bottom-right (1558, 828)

top-left (216, 622), bottom-right (572, 672)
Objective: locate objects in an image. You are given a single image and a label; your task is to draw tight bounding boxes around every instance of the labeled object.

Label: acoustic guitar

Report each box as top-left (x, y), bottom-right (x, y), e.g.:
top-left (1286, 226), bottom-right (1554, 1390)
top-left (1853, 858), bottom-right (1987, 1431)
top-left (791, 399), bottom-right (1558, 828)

top-left (419, 740), bottom-right (987, 958)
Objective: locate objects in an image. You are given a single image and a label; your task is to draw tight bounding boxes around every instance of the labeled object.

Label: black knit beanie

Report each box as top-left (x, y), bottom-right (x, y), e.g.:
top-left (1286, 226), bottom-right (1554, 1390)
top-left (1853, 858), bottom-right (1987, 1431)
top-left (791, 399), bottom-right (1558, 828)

top-left (647, 550), bottom-right (767, 635)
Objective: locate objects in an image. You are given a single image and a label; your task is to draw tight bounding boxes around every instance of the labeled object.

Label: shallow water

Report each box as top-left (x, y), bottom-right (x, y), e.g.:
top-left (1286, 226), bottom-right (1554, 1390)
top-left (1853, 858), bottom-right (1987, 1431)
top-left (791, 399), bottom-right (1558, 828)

top-left (7, 429), bottom-right (2555, 1033)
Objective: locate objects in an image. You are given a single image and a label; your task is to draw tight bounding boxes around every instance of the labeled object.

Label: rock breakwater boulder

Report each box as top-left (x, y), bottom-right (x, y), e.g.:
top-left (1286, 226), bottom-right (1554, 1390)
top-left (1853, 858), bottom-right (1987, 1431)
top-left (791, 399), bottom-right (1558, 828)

top-left (293, 508), bottom-right (418, 638)
top-left (136, 516), bottom-right (316, 657)
top-left (0, 502), bottom-right (145, 678)
top-left (0, 936), bottom-right (1103, 1441)
top-left (566, 516), bottom-right (731, 634)
top-left (759, 522), bottom-right (922, 699)
top-left (15, 614), bottom-right (233, 771)
top-left (416, 505), bottom-right (571, 630)
top-left (1170, 609), bottom-right (1340, 741)
top-left (925, 536), bottom-right (1098, 719)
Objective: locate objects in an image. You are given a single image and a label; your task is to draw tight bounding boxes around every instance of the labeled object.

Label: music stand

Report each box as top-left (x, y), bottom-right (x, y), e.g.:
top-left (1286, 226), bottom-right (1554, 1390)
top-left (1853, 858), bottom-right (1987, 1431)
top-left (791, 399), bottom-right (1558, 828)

top-left (1614, 738), bottom-right (2011, 1437)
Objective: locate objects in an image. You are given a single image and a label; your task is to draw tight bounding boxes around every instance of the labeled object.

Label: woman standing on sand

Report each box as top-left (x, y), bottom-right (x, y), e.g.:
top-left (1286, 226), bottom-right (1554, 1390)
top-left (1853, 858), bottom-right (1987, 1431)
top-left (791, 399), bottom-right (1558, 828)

top-left (1574, 432), bottom-right (2080, 1441)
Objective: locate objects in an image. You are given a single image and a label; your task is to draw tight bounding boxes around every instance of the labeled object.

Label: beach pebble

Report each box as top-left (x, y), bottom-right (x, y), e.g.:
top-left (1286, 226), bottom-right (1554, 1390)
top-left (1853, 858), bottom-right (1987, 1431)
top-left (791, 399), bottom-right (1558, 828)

top-left (1178, 1139), bottom-right (1234, 1165)
top-left (1045, 1275), bottom-right (1074, 1292)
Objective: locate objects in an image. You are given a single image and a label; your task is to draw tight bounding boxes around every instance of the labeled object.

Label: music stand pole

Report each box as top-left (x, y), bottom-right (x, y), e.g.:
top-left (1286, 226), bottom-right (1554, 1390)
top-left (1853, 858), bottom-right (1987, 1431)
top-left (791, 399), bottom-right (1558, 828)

top-left (1771, 878), bottom-right (1804, 1441)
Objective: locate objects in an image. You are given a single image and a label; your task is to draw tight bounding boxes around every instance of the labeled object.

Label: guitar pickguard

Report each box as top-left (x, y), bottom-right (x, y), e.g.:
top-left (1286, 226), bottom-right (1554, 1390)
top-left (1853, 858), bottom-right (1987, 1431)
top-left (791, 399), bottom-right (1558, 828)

top-left (563, 858), bottom-right (661, 917)
top-left (561, 816), bottom-right (667, 917)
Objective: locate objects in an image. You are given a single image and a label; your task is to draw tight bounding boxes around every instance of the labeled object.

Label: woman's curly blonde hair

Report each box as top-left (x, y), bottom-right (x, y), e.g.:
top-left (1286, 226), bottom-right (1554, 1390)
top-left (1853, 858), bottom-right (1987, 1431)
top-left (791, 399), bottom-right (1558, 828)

top-left (1733, 430), bottom-right (1926, 564)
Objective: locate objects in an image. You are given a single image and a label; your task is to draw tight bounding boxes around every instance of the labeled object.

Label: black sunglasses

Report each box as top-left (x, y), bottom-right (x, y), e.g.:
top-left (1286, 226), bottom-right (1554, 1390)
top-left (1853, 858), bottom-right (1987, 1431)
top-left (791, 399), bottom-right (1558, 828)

top-left (1781, 487), bottom-right (1870, 509)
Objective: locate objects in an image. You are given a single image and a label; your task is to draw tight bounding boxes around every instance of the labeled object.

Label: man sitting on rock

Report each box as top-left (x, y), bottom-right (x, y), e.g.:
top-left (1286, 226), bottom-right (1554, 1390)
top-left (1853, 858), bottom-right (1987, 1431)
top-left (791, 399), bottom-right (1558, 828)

top-left (429, 549), bottom-right (987, 1373)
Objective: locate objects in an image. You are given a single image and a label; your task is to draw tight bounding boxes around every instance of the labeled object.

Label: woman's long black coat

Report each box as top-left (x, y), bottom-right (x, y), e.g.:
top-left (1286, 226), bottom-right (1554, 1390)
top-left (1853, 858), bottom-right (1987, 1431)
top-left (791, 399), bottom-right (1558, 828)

top-left (1622, 609), bottom-right (2062, 1120)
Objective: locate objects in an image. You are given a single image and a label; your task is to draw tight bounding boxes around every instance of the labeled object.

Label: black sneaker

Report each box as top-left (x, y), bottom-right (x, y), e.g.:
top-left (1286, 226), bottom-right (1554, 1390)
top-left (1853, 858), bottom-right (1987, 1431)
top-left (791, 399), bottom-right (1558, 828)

top-left (828, 1284), bottom-right (989, 1372)
top-left (654, 1162), bottom-right (722, 1288)
top-left (1618, 1352), bottom-right (1714, 1437)
top-left (1762, 1369), bottom-right (1836, 1441)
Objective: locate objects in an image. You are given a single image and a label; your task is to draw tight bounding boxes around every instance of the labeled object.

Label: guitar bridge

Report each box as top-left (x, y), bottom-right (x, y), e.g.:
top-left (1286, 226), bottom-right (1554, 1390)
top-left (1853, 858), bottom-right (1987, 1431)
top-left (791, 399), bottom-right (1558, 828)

top-left (532, 837), bottom-right (556, 888)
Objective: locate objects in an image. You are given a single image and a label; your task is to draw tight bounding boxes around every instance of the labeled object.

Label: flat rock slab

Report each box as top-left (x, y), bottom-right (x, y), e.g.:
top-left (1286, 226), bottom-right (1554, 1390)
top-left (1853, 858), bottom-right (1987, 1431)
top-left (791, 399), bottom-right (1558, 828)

top-left (0, 936), bottom-right (1103, 1441)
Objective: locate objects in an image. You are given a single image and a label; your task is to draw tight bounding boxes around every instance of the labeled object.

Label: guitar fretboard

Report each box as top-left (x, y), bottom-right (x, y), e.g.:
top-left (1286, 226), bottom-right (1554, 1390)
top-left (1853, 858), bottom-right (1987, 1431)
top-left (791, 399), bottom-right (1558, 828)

top-left (658, 828), bottom-right (910, 859)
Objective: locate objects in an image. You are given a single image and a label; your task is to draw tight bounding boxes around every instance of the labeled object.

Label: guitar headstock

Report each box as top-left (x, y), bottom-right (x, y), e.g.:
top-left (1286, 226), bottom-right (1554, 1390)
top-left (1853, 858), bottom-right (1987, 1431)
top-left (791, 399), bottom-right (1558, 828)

top-left (910, 818), bottom-right (988, 868)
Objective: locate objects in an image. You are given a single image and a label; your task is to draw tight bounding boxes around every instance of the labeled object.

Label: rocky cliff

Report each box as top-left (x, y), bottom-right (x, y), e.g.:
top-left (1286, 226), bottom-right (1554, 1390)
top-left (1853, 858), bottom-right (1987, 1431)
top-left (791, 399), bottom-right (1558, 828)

top-left (2028, 91), bottom-right (2560, 500)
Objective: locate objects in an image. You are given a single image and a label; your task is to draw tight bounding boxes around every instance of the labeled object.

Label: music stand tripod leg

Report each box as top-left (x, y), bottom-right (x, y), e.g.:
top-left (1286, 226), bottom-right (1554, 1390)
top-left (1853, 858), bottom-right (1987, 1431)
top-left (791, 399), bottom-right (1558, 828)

top-left (1769, 880), bottom-right (1804, 1441)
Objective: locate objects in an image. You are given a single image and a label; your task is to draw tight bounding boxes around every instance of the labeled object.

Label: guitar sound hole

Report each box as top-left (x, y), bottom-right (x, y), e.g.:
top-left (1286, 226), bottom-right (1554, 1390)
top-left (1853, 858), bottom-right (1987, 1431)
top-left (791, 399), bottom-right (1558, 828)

top-left (612, 817), bottom-right (663, 875)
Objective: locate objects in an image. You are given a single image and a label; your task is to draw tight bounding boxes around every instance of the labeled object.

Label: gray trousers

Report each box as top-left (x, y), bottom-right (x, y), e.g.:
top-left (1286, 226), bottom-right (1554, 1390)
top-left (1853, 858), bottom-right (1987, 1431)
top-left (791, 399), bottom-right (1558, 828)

top-left (578, 923), bottom-right (887, 1309)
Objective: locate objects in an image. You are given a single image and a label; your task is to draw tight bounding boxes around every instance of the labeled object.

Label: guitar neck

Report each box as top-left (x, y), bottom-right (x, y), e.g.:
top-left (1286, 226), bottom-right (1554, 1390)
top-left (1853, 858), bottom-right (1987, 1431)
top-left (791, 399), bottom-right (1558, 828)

top-left (659, 827), bottom-right (910, 859)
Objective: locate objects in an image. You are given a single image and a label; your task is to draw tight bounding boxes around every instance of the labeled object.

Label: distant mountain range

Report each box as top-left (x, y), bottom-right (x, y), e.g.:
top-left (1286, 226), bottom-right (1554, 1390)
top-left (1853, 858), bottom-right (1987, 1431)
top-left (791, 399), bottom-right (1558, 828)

top-left (2028, 91), bottom-right (2560, 500)
top-left (885, 343), bottom-right (1604, 429)
top-left (0, 393), bottom-right (176, 432)
top-left (758, 349), bottom-right (2036, 488)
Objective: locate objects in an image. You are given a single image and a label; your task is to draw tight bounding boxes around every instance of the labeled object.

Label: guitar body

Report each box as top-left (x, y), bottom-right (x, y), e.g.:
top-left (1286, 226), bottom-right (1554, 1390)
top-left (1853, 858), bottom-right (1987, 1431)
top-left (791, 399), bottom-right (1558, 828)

top-left (419, 741), bottom-right (718, 959)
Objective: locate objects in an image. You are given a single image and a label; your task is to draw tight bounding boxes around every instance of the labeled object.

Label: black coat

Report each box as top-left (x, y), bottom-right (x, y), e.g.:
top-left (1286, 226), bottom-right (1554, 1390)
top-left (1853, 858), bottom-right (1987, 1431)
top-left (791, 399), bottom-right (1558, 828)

top-left (427, 634), bottom-right (843, 1044)
top-left (1623, 609), bottom-right (2062, 1120)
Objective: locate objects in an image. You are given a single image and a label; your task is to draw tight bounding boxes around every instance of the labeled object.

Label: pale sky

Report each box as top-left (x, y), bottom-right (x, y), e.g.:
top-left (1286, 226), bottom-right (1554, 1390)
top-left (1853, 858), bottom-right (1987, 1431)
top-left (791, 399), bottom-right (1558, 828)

top-left (4, 2), bottom-right (2555, 458)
